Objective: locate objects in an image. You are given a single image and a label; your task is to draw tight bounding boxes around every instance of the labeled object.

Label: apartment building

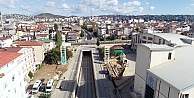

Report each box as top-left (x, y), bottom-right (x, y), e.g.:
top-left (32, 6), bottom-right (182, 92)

top-left (12, 40), bottom-right (45, 64)
top-left (131, 33), bottom-right (194, 51)
top-left (0, 47), bottom-right (36, 85)
top-left (0, 52), bottom-right (28, 98)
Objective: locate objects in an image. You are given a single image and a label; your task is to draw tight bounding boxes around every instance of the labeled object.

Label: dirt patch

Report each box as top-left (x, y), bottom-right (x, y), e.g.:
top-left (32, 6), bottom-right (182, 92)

top-left (32, 64), bottom-right (68, 84)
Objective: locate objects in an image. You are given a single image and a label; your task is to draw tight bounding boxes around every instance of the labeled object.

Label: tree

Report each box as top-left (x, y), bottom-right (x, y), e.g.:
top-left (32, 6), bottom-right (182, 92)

top-left (80, 30), bottom-right (84, 37)
top-left (28, 71), bottom-right (33, 79)
top-left (66, 49), bottom-right (73, 60)
top-left (55, 30), bottom-right (62, 48)
top-left (39, 93), bottom-right (51, 98)
top-left (135, 27), bottom-right (142, 32)
top-left (33, 32), bottom-right (36, 40)
top-left (44, 48), bottom-right (60, 64)
top-left (54, 23), bottom-right (58, 31)
top-left (96, 39), bottom-right (100, 46)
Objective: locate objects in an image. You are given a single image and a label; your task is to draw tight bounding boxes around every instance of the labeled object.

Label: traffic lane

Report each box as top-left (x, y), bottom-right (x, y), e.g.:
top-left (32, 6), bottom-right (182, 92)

top-left (77, 81), bottom-right (95, 98)
top-left (92, 49), bottom-right (110, 98)
top-left (77, 54), bottom-right (96, 98)
top-left (80, 68), bottom-right (93, 81)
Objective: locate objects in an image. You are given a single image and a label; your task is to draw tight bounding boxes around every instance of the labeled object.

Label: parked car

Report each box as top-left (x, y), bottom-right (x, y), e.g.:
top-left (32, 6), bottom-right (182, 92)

top-left (32, 80), bottom-right (42, 94)
top-left (46, 79), bottom-right (54, 93)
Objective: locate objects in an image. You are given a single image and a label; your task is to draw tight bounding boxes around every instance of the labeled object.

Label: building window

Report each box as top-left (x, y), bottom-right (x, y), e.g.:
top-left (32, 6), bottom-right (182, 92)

top-left (148, 37), bottom-right (153, 40)
top-left (168, 53), bottom-right (172, 60)
top-left (142, 36), bottom-right (146, 39)
top-left (12, 76), bottom-right (15, 81)
top-left (4, 82), bottom-right (7, 89)
top-left (163, 40), bottom-right (165, 44)
top-left (14, 88), bottom-right (16, 93)
top-left (142, 41), bottom-right (146, 43)
top-left (159, 39), bottom-right (161, 44)
top-left (182, 94), bottom-right (189, 98)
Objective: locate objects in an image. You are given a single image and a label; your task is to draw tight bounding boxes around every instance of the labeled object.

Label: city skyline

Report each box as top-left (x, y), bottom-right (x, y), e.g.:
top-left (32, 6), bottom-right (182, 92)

top-left (0, 0), bottom-right (194, 16)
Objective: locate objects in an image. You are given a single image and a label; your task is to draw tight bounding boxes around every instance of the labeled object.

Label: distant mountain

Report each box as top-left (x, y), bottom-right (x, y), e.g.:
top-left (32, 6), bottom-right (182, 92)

top-left (35, 13), bottom-right (66, 18)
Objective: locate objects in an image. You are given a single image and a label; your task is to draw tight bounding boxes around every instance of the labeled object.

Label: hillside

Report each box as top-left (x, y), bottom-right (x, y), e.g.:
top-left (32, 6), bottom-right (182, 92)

top-left (35, 13), bottom-right (66, 18)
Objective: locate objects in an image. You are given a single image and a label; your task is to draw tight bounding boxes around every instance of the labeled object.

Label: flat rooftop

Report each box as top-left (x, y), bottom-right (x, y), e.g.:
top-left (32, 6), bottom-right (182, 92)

top-left (148, 45), bottom-right (194, 93)
top-left (140, 44), bottom-right (174, 51)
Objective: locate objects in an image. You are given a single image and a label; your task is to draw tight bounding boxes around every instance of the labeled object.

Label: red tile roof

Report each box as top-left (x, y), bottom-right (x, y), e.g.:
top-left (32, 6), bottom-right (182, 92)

top-left (36, 34), bottom-right (48, 36)
top-left (68, 31), bottom-right (77, 33)
top-left (0, 37), bottom-right (11, 40)
top-left (0, 52), bottom-right (22, 68)
top-left (38, 24), bottom-right (46, 29)
top-left (0, 47), bottom-right (23, 52)
top-left (111, 45), bottom-right (124, 50)
top-left (13, 40), bottom-right (44, 46)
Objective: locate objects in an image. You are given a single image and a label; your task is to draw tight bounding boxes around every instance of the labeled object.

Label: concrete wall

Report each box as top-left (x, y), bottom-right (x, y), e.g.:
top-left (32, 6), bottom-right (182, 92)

top-left (134, 45), bottom-right (151, 98)
top-left (150, 50), bottom-right (175, 68)
top-left (32, 45), bottom-right (45, 64)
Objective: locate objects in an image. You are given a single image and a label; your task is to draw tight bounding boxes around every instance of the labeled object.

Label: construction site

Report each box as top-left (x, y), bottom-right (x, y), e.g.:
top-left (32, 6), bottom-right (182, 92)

top-left (101, 44), bottom-right (136, 97)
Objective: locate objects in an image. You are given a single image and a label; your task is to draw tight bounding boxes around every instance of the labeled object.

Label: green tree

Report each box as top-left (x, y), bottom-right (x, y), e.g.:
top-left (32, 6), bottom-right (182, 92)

top-left (96, 39), bottom-right (100, 46)
top-left (39, 93), bottom-right (51, 98)
top-left (55, 30), bottom-right (62, 48)
top-left (28, 71), bottom-right (33, 79)
top-left (54, 23), bottom-right (58, 31)
top-left (44, 48), bottom-right (60, 64)
top-left (66, 49), bottom-right (73, 60)
top-left (80, 30), bottom-right (84, 37)
top-left (33, 32), bottom-right (36, 40)
top-left (135, 27), bottom-right (141, 32)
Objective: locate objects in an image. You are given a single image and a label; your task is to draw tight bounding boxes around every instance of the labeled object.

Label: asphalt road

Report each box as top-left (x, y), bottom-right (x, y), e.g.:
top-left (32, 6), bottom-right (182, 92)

top-left (61, 50), bottom-right (81, 98)
top-left (76, 51), bottom-right (96, 98)
top-left (92, 48), bottom-right (112, 98)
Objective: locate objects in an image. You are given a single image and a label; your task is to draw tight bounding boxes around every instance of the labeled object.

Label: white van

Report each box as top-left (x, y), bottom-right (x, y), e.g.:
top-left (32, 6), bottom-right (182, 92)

top-left (46, 79), bottom-right (54, 92)
top-left (32, 80), bottom-right (42, 94)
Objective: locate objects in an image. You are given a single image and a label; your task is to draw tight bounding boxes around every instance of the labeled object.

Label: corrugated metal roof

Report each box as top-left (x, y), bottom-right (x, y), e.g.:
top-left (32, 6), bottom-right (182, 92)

top-left (148, 45), bottom-right (194, 93)
top-left (154, 33), bottom-right (193, 46)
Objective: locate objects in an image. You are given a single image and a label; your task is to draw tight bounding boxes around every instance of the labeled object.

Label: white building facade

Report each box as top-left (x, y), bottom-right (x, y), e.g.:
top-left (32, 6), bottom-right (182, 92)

top-left (133, 43), bottom-right (194, 98)
top-left (0, 52), bottom-right (28, 98)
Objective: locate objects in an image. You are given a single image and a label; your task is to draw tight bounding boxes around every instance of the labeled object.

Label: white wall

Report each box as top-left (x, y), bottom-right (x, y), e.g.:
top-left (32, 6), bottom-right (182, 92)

top-left (0, 57), bottom-right (27, 98)
top-left (134, 45), bottom-right (151, 98)
top-left (150, 50), bottom-right (175, 68)
top-left (182, 86), bottom-right (194, 98)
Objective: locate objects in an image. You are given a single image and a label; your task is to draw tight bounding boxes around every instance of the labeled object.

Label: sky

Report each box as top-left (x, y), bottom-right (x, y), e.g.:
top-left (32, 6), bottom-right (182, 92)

top-left (0, 0), bottom-right (194, 16)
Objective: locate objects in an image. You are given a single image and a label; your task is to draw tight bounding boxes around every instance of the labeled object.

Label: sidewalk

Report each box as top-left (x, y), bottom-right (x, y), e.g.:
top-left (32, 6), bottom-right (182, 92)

top-left (51, 49), bottom-right (78, 98)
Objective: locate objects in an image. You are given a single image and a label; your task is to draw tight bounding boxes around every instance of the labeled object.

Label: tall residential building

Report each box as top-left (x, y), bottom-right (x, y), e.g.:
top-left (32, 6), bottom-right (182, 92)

top-left (0, 47), bottom-right (36, 85)
top-left (0, 52), bottom-right (28, 98)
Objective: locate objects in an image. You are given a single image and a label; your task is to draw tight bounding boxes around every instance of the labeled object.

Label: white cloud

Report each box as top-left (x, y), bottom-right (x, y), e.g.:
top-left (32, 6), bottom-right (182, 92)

top-left (132, 1), bottom-right (141, 6)
top-left (146, 2), bottom-right (149, 5)
top-left (60, 3), bottom-right (70, 10)
top-left (45, 1), bottom-right (55, 7)
top-left (20, 5), bottom-right (29, 10)
top-left (150, 6), bottom-right (155, 11)
top-left (0, 0), bottom-right (16, 9)
top-left (72, 0), bottom-right (146, 15)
